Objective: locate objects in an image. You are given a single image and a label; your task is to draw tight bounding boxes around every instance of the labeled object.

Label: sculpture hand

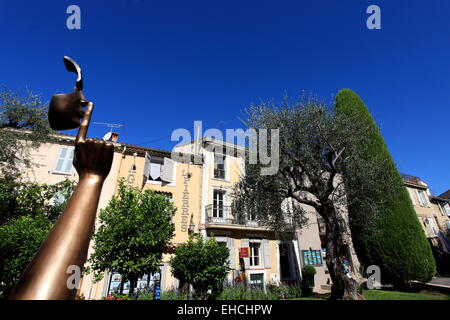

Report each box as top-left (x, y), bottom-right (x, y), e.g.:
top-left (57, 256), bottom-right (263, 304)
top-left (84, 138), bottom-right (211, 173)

top-left (73, 102), bottom-right (114, 181)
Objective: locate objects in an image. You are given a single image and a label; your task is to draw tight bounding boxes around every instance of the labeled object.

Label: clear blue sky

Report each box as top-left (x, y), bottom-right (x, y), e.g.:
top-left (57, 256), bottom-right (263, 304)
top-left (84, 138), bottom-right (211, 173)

top-left (0, 0), bottom-right (449, 195)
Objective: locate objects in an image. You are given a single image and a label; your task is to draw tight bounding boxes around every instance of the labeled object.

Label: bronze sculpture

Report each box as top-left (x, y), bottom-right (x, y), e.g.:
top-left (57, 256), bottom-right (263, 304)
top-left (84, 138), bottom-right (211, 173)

top-left (9, 57), bottom-right (114, 300)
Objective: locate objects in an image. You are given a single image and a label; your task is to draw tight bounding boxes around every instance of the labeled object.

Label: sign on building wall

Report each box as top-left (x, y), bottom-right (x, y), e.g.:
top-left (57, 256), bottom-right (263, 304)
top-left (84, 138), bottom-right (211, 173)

top-left (239, 247), bottom-right (250, 258)
top-left (180, 170), bottom-right (191, 233)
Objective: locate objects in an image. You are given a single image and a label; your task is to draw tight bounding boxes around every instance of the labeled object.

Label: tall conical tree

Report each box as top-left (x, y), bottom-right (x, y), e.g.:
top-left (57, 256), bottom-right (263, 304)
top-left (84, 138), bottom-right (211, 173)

top-left (334, 89), bottom-right (435, 287)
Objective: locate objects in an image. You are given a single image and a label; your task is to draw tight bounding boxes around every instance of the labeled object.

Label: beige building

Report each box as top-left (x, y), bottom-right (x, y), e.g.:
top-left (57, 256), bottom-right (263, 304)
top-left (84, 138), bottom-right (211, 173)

top-left (173, 137), bottom-right (333, 293)
top-left (402, 174), bottom-right (450, 247)
top-left (23, 133), bottom-right (360, 298)
top-left (97, 137), bottom-right (334, 295)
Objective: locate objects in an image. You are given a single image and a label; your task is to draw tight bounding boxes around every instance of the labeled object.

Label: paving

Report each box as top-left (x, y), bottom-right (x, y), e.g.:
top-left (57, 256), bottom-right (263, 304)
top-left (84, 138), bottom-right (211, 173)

top-left (429, 277), bottom-right (450, 288)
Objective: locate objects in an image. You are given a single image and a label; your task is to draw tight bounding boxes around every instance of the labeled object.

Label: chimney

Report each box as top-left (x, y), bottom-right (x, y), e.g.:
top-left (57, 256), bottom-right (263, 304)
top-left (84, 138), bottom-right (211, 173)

top-left (111, 132), bottom-right (119, 142)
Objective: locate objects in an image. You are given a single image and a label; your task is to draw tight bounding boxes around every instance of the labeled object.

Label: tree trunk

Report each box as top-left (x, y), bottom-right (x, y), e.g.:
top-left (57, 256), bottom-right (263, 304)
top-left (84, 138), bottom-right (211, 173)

top-left (129, 278), bottom-right (138, 296)
top-left (319, 204), bottom-right (364, 300)
top-left (119, 279), bottom-right (124, 294)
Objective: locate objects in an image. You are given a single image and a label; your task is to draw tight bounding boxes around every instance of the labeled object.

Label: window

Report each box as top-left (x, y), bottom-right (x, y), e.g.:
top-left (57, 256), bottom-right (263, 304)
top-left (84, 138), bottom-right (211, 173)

top-left (143, 153), bottom-right (175, 183)
top-left (53, 146), bottom-right (74, 174)
top-left (107, 271), bottom-right (161, 296)
top-left (213, 190), bottom-right (226, 218)
top-left (249, 273), bottom-right (264, 290)
top-left (302, 250), bottom-right (322, 266)
top-left (214, 155), bottom-right (226, 179)
top-left (424, 217), bottom-right (439, 237)
top-left (249, 242), bottom-right (261, 267)
top-left (148, 157), bottom-right (164, 181)
top-left (416, 190), bottom-right (430, 207)
top-left (247, 211), bottom-right (257, 222)
top-left (443, 203), bottom-right (450, 217)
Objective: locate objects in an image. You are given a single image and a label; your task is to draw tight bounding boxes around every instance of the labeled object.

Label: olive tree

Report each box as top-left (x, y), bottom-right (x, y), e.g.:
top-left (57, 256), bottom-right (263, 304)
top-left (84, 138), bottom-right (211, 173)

top-left (232, 95), bottom-right (397, 300)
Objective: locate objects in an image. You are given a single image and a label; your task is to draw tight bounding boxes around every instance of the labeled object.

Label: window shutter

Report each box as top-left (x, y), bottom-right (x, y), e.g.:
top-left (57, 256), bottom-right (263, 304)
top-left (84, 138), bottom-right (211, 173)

top-left (425, 218), bottom-right (436, 237)
top-left (420, 190), bottom-right (431, 207)
top-left (63, 148), bottom-right (74, 173)
top-left (161, 158), bottom-right (175, 183)
top-left (241, 238), bottom-right (249, 269)
top-left (262, 239), bottom-right (271, 269)
top-left (429, 218), bottom-right (439, 236)
top-left (53, 147), bottom-right (74, 174)
top-left (407, 188), bottom-right (416, 206)
top-left (227, 237), bottom-right (235, 269)
top-left (425, 193), bottom-right (431, 208)
top-left (416, 190), bottom-right (425, 206)
top-left (444, 203), bottom-right (450, 217)
top-left (143, 152), bottom-right (151, 183)
top-left (54, 147), bottom-right (67, 172)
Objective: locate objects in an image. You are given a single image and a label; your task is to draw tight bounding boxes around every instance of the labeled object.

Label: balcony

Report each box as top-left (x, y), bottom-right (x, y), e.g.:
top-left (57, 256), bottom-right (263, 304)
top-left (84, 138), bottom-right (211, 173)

top-left (205, 204), bottom-right (262, 229)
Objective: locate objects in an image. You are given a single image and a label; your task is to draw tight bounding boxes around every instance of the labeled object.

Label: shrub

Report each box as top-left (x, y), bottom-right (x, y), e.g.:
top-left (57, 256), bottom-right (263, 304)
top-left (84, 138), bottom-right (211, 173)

top-left (217, 283), bottom-right (301, 300)
top-left (170, 235), bottom-right (229, 299)
top-left (105, 293), bottom-right (129, 300)
top-left (301, 266), bottom-right (317, 297)
top-left (160, 289), bottom-right (189, 300)
top-left (302, 266), bottom-right (317, 277)
top-left (0, 214), bottom-right (53, 298)
top-left (267, 283), bottom-right (302, 299)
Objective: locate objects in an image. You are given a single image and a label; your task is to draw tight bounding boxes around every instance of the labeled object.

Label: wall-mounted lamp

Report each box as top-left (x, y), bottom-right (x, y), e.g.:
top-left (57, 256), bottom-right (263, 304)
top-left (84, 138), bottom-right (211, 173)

top-left (130, 152), bottom-right (137, 171)
top-left (188, 214), bottom-right (196, 235)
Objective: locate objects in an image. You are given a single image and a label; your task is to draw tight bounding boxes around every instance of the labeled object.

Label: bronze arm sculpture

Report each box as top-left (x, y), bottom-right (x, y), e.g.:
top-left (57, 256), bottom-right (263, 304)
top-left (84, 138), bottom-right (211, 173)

top-left (9, 57), bottom-right (114, 300)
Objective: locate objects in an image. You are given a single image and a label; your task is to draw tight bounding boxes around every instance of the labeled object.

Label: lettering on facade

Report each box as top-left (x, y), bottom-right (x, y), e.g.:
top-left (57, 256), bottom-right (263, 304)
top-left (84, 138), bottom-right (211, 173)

top-left (126, 173), bottom-right (135, 184)
top-left (181, 170), bottom-right (191, 232)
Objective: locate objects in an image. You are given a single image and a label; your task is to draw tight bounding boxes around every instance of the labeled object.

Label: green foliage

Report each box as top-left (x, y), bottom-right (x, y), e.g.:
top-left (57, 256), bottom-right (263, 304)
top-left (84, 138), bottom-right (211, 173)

top-left (334, 88), bottom-right (436, 286)
top-left (300, 266), bottom-right (317, 297)
top-left (160, 289), bottom-right (189, 300)
top-left (0, 179), bottom-right (75, 298)
top-left (170, 235), bottom-right (229, 299)
top-left (0, 87), bottom-right (51, 181)
top-left (363, 289), bottom-right (450, 300)
top-left (105, 293), bottom-right (130, 300)
top-left (216, 283), bottom-right (302, 300)
top-left (232, 94), bottom-right (400, 299)
top-left (267, 283), bottom-right (302, 299)
top-left (88, 179), bottom-right (176, 294)
top-left (0, 87), bottom-right (74, 298)
top-left (302, 265), bottom-right (317, 277)
top-left (0, 179), bottom-right (75, 224)
top-left (0, 214), bottom-right (53, 297)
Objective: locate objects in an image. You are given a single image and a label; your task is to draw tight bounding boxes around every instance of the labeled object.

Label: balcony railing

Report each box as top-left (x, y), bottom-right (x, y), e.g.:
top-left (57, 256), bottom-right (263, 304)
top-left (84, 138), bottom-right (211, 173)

top-left (205, 204), bottom-right (260, 227)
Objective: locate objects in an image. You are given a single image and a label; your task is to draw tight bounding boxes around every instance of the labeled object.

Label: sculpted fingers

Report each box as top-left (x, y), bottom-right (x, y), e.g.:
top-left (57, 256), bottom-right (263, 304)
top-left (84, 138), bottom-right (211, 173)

top-left (76, 102), bottom-right (94, 143)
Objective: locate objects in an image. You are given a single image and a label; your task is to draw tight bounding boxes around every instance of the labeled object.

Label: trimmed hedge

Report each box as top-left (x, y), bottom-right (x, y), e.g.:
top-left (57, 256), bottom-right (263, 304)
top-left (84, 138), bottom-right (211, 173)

top-left (334, 89), bottom-right (435, 287)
